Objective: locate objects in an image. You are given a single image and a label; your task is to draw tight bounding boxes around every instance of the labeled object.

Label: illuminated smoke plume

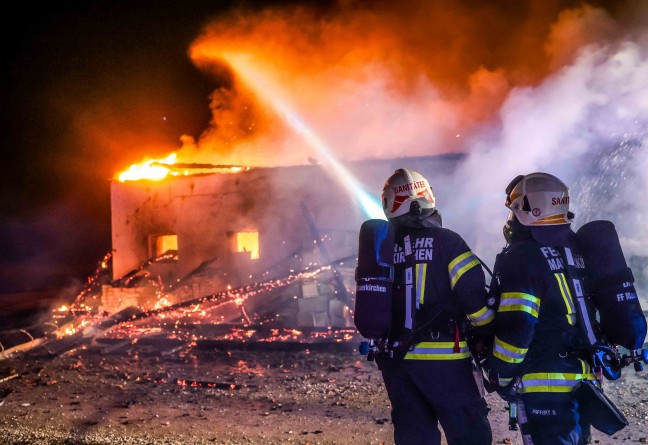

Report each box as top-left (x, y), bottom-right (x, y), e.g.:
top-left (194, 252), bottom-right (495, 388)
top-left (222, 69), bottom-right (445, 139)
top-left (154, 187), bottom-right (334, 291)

top-left (170, 2), bottom-right (647, 292)
top-left (182, 1), bottom-right (526, 165)
top-left (447, 3), bottom-right (648, 302)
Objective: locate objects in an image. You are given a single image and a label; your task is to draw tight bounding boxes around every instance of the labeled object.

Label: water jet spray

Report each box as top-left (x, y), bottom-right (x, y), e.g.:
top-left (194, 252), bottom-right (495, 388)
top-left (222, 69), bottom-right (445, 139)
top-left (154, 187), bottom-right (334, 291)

top-left (223, 53), bottom-right (385, 220)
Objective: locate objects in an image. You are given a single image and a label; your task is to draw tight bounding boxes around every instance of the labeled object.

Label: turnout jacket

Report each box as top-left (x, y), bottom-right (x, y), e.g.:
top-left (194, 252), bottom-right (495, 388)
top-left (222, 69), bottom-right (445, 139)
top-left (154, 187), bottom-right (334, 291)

top-left (390, 224), bottom-right (495, 360)
top-left (487, 227), bottom-right (596, 395)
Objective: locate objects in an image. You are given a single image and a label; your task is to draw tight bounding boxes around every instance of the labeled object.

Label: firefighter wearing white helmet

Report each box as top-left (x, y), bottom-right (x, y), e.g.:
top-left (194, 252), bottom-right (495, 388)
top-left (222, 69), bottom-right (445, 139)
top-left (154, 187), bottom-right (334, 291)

top-left (501, 172), bottom-right (575, 245)
top-left (382, 168), bottom-right (436, 221)
top-left (505, 172), bottom-right (572, 226)
top-left (485, 172), bottom-right (609, 444)
top-left (372, 168), bottom-right (494, 445)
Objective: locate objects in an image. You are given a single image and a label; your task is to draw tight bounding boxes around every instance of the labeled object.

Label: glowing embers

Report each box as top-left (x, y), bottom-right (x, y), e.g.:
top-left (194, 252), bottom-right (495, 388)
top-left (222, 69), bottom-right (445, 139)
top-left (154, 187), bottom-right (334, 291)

top-left (149, 234), bottom-right (179, 260)
top-left (235, 231), bottom-right (259, 259)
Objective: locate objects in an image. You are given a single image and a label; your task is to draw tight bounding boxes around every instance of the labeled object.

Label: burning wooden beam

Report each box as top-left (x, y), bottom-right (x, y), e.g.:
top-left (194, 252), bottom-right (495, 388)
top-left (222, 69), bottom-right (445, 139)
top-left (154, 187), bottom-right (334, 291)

top-left (21, 306), bottom-right (143, 359)
top-left (0, 373), bottom-right (19, 384)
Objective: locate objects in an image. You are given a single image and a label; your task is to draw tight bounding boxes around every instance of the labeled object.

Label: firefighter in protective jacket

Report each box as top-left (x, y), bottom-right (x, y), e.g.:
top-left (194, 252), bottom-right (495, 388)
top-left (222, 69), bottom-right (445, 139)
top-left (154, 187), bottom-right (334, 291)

top-left (485, 172), bottom-right (598, 444)
top-left (377, 169), bottom-right (494, 445)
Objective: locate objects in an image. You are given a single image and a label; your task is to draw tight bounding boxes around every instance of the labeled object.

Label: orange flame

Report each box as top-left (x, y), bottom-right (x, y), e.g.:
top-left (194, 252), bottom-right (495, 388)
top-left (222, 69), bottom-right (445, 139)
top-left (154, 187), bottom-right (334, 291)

top-left (117, 153), bottom-right (178, 182)
top-left (115, 151), bottom-right (250, 182)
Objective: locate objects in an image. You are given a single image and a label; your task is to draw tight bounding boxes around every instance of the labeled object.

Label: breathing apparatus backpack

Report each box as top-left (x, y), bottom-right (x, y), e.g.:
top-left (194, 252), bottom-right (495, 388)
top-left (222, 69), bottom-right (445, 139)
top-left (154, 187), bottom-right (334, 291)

top-left (353, 219), bottom-right (395, 344)
top-left (562, 220), bottom-right (648, 379)
top-left (353, 218), bottom-right (461, 361)
top-left (576, 220), bottom-right (647, 351)
top-left (354, 218), bottom-right (422, 360)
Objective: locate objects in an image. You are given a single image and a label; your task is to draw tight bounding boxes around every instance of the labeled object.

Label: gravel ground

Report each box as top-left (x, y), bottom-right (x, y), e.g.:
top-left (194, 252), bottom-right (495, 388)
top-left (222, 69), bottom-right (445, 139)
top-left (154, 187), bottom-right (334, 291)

top-left (0, 339), bottom-right (647, 445)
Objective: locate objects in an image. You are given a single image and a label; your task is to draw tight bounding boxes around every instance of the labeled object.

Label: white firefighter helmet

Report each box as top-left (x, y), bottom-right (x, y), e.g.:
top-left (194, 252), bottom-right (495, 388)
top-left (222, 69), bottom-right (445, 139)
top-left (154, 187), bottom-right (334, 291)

top-left (505, 172), bottom-right (572, 226)
top-left (382, 169), bottom-right (436, 220)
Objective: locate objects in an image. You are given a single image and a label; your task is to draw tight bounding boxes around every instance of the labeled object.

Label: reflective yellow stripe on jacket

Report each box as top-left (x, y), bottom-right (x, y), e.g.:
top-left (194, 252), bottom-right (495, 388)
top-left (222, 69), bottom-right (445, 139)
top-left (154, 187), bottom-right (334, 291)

top-left (415, 263), bottom-right (427, 306)
top-left (405, 341), bottom-right (471, 360)
top-left (519, 366), bottom-right (597, 394)
top-left (467, 305), bottom-right (495, 327)
top-left (448, 251), bottom-right (480, 290)
top-left (493, 336), bottom-right (528, 364)
top-left (555, 273), bottom-right (577, 325)
top-left (501, 360), bottom-right (595, 394)
top-left (498, 292), bottom-right (540, 318)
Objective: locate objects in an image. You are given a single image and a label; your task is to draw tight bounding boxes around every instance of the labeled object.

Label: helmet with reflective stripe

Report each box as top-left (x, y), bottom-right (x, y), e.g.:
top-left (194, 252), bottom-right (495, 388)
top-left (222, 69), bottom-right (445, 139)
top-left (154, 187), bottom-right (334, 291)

top-left (505, 172), bottom-right (572, 226)
top-left (382, 169), bottom-right (435, 220)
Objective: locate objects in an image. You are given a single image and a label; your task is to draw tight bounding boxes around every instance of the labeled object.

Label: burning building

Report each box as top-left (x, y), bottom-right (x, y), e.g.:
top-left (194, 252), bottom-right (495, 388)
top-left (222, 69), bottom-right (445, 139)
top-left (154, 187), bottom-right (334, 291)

top-left (102, 154), bottom-right (463, 330)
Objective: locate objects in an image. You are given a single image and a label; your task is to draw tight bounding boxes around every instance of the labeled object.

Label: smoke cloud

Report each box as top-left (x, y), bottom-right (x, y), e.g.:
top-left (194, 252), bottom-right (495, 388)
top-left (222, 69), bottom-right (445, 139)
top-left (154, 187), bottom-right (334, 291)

top-left (450, 3), bottom-right (648, 276)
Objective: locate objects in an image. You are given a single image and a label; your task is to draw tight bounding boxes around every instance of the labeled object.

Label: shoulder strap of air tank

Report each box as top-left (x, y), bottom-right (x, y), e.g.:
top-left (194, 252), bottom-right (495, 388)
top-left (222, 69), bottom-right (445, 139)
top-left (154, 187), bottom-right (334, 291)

top-left (558, 246), bottom-right (630, 381)
top-left (403, 234), bottom-right (416, 333)
top-left (559, 247), bottom-right (599, 347)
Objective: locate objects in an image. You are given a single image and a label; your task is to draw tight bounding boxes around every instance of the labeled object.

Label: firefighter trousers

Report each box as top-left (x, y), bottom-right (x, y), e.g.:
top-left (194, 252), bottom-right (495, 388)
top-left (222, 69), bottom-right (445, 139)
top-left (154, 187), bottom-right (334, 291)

top-left (521, 393), bottom-right (591, 445)
top-left (380, 358), bottom-right (492, 445)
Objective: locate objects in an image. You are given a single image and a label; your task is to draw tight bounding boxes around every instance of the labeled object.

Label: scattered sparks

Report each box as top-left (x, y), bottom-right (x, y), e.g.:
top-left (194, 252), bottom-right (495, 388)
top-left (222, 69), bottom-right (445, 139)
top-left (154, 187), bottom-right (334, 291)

top-left (46, 245), bottom-right (361, 349)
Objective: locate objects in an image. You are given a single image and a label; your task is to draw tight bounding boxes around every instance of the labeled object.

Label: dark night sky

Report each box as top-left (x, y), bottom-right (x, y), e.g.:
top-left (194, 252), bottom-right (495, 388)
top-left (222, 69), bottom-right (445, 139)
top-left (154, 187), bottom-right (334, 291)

top-left (0, 0), bottom-right (294, 293)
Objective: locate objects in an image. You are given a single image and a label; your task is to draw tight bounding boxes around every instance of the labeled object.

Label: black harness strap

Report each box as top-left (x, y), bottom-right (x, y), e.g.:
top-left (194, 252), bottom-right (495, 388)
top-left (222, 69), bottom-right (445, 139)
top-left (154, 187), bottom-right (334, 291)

top-left (560, 247), bottom-right (599, 347)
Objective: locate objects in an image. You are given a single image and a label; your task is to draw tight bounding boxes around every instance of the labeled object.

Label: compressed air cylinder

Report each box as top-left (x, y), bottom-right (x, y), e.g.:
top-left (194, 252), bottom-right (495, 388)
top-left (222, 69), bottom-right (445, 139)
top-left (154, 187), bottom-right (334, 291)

top-left (576, 220), bottom-right (647, 350)
top-left (353, 219), bottom-right (395, 340)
